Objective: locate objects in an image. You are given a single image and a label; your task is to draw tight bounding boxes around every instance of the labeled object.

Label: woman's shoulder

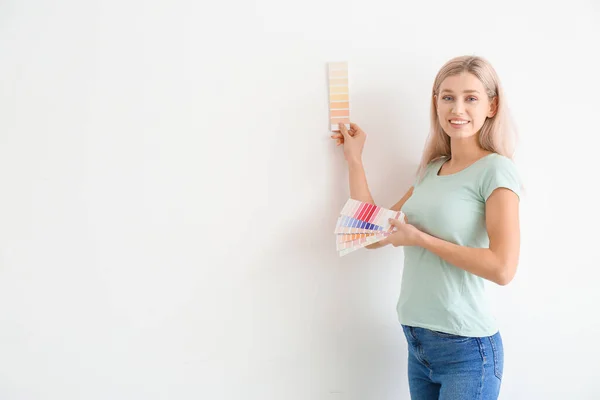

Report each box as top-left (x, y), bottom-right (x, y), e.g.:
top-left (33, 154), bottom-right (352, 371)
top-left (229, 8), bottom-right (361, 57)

top-left (415, 156), bottom-right (447, 183)
top-left (477, 152), bottom-right (523, 199)
top-left (480, 152), bottom-right (519, 173)
top-left (426, 156), bottom-right (449, 169)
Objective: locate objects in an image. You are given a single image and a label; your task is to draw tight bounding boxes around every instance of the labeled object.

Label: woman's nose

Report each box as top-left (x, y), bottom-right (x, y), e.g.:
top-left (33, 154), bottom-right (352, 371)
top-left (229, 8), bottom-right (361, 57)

top-left (451, 101), bottom-right (465, 114)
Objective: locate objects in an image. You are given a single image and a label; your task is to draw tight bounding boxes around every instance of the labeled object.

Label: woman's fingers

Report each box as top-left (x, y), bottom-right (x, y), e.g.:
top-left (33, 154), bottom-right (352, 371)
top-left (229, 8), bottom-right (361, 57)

top-left (349, 123), bottom-right (363, 136)
top-left (339, 123), bottom-right (351, 137)
top-left (340, 123), bottom-right (359, 139)
top-left (331, 134), bottom-right (343, 146)
top-left (333, 122), bottom-right (359, 146)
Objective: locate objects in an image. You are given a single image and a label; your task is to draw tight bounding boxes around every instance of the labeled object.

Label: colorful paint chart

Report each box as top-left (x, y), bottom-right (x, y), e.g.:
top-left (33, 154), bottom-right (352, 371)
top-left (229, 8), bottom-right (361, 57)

top-left (328, 61), bottom-right (350, 131)
top-left (334, 198), bottom-right (405, 256)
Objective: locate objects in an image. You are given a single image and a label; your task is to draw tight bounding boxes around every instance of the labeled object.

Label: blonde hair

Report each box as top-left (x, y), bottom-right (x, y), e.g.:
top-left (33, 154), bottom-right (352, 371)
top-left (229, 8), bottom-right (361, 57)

top-left (416, 55), bottom-right (518, 180)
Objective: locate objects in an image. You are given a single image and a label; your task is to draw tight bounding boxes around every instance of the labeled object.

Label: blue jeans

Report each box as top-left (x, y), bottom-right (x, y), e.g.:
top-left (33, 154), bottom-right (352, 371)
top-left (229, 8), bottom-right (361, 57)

top-left (401, 325), bottom-right (504, 400)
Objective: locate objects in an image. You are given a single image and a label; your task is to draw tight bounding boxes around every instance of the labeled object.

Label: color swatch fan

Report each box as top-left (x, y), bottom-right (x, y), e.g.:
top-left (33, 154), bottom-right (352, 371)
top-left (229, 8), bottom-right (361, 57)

top-left (334, 198), bottom-right (405, 256)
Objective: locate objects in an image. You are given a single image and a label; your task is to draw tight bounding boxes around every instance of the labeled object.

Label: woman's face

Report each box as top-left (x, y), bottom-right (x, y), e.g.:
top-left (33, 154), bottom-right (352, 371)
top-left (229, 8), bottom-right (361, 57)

top-left (435, 72), bottom-right (497, 139)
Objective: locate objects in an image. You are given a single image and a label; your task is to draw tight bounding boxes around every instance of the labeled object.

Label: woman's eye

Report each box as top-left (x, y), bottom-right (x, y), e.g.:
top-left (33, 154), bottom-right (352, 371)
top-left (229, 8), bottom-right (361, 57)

top-left (442, 96), bottom-right (452, 101)
top-left (467, 97), bottom-right (477, 102)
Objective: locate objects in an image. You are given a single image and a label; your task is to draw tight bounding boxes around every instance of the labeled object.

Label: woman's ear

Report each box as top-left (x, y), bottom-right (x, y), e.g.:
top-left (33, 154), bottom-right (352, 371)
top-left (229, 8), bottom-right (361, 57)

top-left (488, 96), bottom-right (498, 118)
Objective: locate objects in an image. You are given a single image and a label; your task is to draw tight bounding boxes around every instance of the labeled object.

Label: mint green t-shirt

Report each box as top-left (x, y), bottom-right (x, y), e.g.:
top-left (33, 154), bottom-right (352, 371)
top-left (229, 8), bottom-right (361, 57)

top-left (397, 153), bottom-right (521, 337)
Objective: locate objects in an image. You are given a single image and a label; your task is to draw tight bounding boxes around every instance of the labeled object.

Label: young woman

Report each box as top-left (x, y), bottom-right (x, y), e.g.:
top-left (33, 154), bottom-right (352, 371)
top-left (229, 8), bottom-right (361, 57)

top-left (330, 55), bottom-right (521, 400)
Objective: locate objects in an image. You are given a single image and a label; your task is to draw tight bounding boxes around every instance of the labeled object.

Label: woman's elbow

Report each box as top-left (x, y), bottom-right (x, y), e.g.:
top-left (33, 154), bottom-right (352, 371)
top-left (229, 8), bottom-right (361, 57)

top-left (496, 263), bottom-right (518, 286)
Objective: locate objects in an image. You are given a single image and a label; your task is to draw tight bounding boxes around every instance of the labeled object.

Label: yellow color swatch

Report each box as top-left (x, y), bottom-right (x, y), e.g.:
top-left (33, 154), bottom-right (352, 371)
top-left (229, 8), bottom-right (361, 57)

top-left (328, 62), bottom-right (350, 131)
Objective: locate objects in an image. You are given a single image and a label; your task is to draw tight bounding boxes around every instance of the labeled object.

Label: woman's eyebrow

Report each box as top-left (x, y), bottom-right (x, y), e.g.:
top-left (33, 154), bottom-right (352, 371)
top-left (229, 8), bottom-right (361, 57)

top-left (440, 89), bottom-right (480, 94)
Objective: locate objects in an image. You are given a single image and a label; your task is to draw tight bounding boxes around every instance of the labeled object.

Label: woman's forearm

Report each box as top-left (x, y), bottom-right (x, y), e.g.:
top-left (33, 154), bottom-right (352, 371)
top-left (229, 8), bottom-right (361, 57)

top-left (347, 158), bottom-right (375, 204)
top-left (366, 240), bottom-right (388, 250)
top-left (346, 158), bottom-right (381, 249)
top-left (416, 231), bottom-right (507, 285)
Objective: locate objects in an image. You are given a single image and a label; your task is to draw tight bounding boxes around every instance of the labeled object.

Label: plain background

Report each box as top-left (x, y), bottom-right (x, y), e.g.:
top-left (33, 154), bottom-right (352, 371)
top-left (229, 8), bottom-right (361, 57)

top-left (1, 0), bottom-right (599, 399)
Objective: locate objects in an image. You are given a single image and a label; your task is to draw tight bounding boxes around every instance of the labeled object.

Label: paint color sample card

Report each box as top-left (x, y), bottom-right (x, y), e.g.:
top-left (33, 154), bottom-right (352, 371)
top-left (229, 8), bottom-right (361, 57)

top-left (334, 198), bottom-right (405, 256)
top-left (336, 233), bottom-right (391, 250)
top-left (334, 199), bottom-right (403, 234)
top-left (337, 235), bottom-right (390, 256)
top-left (328, 62), bottom-right (350, 131)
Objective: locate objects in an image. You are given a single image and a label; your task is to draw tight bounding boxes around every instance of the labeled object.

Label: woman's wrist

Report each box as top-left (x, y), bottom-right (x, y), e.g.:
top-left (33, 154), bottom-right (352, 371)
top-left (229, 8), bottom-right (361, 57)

top-left (346, 156), bottom-right (363, 166)
top-left (413, 229), bottom-right (428, 247)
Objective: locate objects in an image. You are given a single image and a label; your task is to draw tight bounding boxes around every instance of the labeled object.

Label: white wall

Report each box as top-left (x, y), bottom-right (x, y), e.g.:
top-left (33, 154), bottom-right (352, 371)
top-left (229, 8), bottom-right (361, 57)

top-left (0, 0), bottom-right (599, 399)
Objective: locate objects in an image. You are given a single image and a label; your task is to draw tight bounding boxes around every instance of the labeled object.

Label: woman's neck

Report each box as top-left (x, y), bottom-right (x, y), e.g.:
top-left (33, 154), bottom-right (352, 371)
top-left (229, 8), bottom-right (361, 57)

top-left (448, 135), bottom-right (490, 167)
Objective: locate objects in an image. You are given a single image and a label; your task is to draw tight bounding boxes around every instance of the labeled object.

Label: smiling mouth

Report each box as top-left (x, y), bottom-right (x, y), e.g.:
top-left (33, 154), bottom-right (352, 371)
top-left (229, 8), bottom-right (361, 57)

top-left (449, 120), bottom-right (470, 125)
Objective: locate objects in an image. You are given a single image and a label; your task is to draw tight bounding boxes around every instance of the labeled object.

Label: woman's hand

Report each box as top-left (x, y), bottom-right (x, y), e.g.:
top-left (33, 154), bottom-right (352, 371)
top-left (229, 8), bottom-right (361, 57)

top-left (330, 122), bottom-right (366, 163)
top-left (381, 217), bottom-right (423, 248)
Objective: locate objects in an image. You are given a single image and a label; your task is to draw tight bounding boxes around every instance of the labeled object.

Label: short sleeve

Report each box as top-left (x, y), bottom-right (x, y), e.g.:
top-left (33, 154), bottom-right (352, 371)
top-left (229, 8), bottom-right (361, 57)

top-left (480, 156), bottom-right (522, 201)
